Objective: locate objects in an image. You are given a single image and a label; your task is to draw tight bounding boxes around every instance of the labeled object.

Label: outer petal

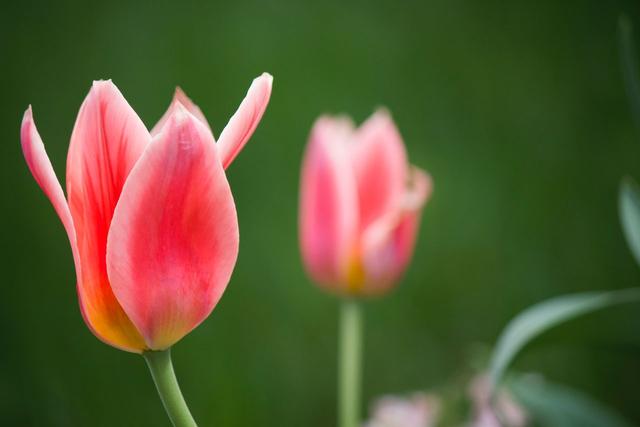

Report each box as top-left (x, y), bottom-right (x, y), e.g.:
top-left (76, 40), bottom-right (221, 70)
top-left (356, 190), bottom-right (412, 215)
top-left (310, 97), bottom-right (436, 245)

top-left (150, 87), bottom-right (212, 137)
top-left (66, 80), bottom-right (149, 352)
top-left (299, 116), bottom-right (359, 291)
top-left (106, 105), bottom-right (239, 350)
top-left (361, 167), bottom-right (432, 294)
top-left (350, 109), bottom-right (408, 232)
top-left (217, 72), bottom-right (273, 169)
top-left (21, 107), bottom-right (81, 280)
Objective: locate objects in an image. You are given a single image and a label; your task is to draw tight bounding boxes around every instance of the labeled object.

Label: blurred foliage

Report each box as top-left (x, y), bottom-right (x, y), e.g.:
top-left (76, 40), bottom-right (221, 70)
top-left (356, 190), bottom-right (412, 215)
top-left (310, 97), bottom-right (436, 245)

top-left (2, 0), bottom-right (640, 426)
top-left (620, 178), bottom-right (640, 266)
top-left (489, 288), bottom-right (640, 392)
top-left (619, 15), bottom-right (640, 131)
top-left (509, 374), bottom-right (635, 427)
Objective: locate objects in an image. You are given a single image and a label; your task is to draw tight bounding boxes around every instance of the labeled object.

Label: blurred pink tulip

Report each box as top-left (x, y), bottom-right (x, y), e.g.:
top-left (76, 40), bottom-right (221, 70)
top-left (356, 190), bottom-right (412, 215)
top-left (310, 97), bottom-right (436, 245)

top-left (21, 73), bottom-right (272, 352)
top-left (299, 110), bottom-right (432, 295)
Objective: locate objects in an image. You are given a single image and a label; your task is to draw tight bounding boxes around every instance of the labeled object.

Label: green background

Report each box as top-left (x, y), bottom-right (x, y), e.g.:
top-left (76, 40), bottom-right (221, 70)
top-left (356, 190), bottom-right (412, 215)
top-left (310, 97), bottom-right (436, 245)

top-left (2, 0), bottom-right (640, 425)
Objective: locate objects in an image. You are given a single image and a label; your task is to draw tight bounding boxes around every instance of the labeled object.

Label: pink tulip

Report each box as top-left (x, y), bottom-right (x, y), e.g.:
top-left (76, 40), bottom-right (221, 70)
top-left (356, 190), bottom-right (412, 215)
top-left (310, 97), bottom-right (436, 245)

top-left (299, 110), bottom-right (432, 296)
top-left (21, 73), bottom-right (272, 352)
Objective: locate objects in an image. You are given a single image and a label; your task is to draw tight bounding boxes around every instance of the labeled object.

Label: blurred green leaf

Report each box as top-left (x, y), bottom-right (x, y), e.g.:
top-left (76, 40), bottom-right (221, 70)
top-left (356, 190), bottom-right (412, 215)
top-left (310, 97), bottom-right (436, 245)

top-left (619, 15), bottom-right (640, 131)
top-left (620, 178), bottom-right (640, 266)
top-left (508, 374), bottom-right (634, 427)
top-left (489, 288), bottom-right (640, 391)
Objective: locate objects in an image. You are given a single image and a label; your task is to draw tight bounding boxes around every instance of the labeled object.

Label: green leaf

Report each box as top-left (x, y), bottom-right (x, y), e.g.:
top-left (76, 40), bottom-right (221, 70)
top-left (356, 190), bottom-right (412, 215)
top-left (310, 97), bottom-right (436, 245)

top-left (619, 15), bottom-right (640, 131)
top-left (489, 288), bottom-right (640, 391)
top-left (508, 374), bottom-right (634, 427)
top-left (620, 178), bottom-right (640, 267)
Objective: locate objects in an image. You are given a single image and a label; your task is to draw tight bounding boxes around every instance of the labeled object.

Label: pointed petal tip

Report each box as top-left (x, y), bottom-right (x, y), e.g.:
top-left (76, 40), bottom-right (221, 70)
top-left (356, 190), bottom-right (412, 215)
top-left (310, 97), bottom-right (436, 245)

top-left (164, 101), bottom-right (211, 140)
top-left (22, 105), bottom-right (33, 124)
top-left (172, 86), bottom-right (192, 106)
top-left (258, 72), bottom-right (273, 84)
top-left (373, 106), bottom-right (391, 118)
top-left (367, 107), bottom-right (398, 130)
top-left (91, 79), bottom-right (115, 89)
top-left (85, 80), bottom-right (123, 106)
top-left (21, 105), bottom-right (36, 145)
top-left (310, 114), bottom-right (355, 148)
top-left (316, 114), bottom-right (355, 128)
top-left (250, 72), bottom-right (273, 98)
top-left (150, 86), bottom-right (211, 138)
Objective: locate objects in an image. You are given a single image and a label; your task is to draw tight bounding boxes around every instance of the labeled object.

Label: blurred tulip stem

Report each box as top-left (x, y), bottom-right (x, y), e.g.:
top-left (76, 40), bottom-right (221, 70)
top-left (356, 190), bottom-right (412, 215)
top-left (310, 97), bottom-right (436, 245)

top-left (143, 349), bottom-right (197, 427)
top-left (339, 299), bottom-right (363, 427)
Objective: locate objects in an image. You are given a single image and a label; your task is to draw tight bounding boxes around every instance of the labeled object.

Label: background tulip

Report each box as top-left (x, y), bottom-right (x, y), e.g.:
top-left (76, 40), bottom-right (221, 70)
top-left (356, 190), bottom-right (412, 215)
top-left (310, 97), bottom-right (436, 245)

top-left (299, 110), bottom-right (431, 427)
top-left (300, 110), bottom-right (432, 296)
top-left (21, 73), bottom-right (272, 426)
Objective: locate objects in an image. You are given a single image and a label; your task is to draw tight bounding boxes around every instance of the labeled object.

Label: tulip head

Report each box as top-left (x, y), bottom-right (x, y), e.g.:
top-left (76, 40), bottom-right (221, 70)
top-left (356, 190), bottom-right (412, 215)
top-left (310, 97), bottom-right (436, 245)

top-left (299, 110), bottom-right (432, 296)
top-left (21, 74), bottom-right (272, 352)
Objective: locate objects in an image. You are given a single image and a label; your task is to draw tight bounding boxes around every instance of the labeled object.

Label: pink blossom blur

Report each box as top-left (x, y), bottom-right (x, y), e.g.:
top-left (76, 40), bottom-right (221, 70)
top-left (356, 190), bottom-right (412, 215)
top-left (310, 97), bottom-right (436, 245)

top-left (364, 393), bottom-right (441, 427)
top-left (299, 110), bottom-right (432, 295)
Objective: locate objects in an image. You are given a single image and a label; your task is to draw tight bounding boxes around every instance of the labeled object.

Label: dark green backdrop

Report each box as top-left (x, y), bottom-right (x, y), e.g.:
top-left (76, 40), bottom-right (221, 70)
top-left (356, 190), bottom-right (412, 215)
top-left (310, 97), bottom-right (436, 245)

top-left (2, 0), bottom-right (640, 425)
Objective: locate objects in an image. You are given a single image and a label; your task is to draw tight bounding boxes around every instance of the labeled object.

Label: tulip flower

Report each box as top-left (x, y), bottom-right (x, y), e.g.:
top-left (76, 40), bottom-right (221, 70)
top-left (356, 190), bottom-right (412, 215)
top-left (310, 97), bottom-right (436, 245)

top-left (300, 110), bottom-right (432, 296)
top-left (299, 110), bottom-right (432, 427)
top-left (21, 73), bottom-right (272, 426)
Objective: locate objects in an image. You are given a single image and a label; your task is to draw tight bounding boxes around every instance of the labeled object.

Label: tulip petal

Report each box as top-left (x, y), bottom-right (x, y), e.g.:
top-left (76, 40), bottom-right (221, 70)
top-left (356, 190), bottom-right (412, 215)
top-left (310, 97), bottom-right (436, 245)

top-left (21, 107), bottom-right (79, 268)
top-left (20, 105), bottom-right (91, 314)
top-left (107, 106), bottom-right (239, 350)
top-left (217, 73), bottom-right (273, 169)
top-left (66, 80), bottom-right (149, 352)
top-left (361, 167), bottom-right (432, 293)
top-left (299, 117), bottom-right (359, 290)
top-left (151, 87), bottom-right (212, 137)
top-left (350, 109), bottom-right (408, 231)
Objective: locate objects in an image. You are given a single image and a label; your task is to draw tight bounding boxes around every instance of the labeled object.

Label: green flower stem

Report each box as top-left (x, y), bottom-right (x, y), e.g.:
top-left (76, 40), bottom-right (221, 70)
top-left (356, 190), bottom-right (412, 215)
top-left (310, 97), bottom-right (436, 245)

top-left (143, 349), bottom-right (197, 427)
top-left (338, 299), bottom-right (363, 427)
